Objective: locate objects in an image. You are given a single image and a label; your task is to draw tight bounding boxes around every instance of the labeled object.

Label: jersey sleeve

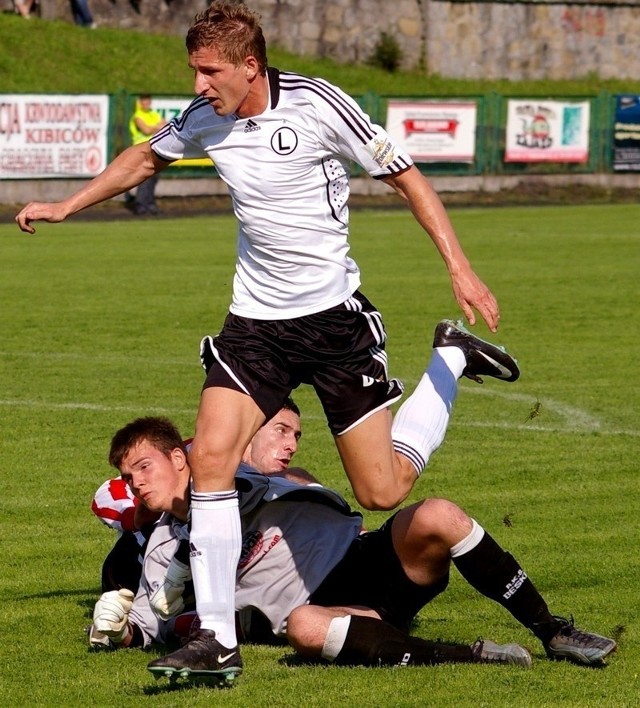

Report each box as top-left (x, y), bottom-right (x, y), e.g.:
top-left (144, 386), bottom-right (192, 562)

top-left (91, 478), bottom-right (138, 533)
top-left (149, 97), bottom-right (212, 162)
top-left (310, 77), bottom-right (413, 179)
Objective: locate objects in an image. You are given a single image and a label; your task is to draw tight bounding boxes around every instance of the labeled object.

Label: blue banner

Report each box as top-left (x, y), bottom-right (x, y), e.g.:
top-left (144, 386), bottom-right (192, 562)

top-left (613, 95), bottom-right (640, 172)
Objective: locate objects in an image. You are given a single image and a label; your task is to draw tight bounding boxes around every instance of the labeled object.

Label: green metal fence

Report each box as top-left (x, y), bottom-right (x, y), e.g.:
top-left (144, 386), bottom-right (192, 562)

top-left (104, 91), bottom-right (634, 178)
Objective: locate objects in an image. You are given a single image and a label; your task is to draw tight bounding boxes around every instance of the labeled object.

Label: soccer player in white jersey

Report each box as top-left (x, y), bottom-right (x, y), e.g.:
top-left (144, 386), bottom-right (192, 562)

top-left (15, 2), bottom-right (521, 681)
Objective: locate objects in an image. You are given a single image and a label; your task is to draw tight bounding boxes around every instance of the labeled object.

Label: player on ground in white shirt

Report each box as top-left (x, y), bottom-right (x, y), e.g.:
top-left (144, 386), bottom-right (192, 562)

top-left (92, 398), bottom-right (306, 595)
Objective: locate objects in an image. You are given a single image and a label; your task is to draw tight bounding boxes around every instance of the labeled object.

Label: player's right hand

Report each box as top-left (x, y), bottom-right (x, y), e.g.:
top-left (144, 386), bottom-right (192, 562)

top-left (92, 588), bottom-right (135, 644)
top-left (15, 202), bottom-right (68, 234)
top-left (149, 556), bottom-right (191, 621)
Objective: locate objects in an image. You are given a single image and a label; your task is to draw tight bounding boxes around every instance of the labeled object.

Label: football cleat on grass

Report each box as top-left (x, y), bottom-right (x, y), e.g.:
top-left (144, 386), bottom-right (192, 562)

top-left (544, 617), bottom-right (617, 667)
top-left (148, 628), bottom-right (242, 684)
top-left (471, 639), bottom-right (532, 668)
top-left (433, 319), bottom-right (520, 384)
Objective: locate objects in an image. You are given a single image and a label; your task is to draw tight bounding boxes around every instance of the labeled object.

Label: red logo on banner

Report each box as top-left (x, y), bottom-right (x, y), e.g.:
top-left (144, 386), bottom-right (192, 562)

top-left (85, 146), bottom-right (102, 173)
top-left (403, 119), bottom-right (459, 138)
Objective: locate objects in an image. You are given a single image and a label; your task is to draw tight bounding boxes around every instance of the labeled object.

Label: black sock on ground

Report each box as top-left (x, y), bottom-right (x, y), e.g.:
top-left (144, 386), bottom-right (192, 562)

top-left (452, 532), bottom-right (560, 643)
top-left (335, 616), bottom-right (473, 667)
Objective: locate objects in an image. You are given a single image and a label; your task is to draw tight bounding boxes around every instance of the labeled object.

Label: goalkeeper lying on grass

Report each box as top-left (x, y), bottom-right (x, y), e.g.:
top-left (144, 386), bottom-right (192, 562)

top-left (90, 406), bottom-right (616, 673)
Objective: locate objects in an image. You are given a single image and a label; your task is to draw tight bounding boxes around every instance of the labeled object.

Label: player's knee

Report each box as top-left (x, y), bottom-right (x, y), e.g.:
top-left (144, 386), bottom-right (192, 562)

top-left (188, 443), bottom-right (237, 487)
top-left (414, 498), bottom-right (473, 539)
top-left (286, 606), bottom-right (321, 657)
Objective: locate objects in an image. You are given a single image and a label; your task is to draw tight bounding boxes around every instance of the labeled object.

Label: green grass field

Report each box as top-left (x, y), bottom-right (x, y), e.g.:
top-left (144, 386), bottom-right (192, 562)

top-left (1, 204), bottom-right (638, 706)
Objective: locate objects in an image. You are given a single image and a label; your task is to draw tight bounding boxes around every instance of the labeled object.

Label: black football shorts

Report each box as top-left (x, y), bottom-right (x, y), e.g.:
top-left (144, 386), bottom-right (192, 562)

top-left (202, 290), bottom-right (403, 435)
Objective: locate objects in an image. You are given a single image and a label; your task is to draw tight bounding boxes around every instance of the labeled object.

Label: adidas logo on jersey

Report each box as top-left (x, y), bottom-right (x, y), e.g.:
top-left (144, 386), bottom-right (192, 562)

top-left (244, 119), bottom-right (261, 133)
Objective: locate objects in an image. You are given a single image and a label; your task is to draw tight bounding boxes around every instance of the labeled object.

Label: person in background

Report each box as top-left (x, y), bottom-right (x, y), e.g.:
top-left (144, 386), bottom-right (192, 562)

top-left (70, 0), bottom-right (97, 28)
top-left (14, 0), bottom-right (36, 19)
top-left (128, 94), bottom-right (168, 215)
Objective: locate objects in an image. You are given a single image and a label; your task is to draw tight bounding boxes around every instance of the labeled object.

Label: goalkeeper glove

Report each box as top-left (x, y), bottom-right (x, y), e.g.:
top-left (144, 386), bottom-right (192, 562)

top-left (149, 556), bottom-right (191, 621)
top-left (92, 588), bottom-right (135, 644)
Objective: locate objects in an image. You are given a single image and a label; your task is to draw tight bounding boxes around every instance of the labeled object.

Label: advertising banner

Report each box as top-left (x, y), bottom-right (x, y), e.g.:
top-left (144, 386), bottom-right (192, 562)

top-left (613, 94), bottom-right (640, 172)
top-left (0, 94), bottom-right (109, 179)
top-left (385, 100), bottom-right (477, 163)
top-left (504, 99), bottom-right (590, 163)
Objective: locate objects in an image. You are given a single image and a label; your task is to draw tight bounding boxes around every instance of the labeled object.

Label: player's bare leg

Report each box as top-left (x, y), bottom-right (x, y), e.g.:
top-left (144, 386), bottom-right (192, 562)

top-left (335, 343), bottom-right (463, 510)
top-left (287, 605), bottom-right (531, 668)
top-left (335, 409), bottom-right (416, 510)
top-left (336, 320), bottom-right (520, 511)
top-left (148, 387), bottom-right (265, 684)
top-left (390, 499), bottom-right (472, 585)
top-left (336, 342), bottom-right (462, 510)
top-left (189, 387), bottom-right (266, 492)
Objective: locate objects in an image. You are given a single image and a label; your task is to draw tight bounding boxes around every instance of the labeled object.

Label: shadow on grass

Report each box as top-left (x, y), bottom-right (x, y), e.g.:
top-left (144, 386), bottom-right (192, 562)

top-left (278, 652), bottom-right (324, 668)
top-left (16, 587), bottom-right (101, 601)
top-left (142, 675), bottom-right (238, 695)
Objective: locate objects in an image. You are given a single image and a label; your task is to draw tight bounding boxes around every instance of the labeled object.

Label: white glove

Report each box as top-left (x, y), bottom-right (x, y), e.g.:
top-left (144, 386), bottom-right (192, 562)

top-left (92, 588), bottom-right (135, 644)
top-left (149, 556), bottom-right (191, 621)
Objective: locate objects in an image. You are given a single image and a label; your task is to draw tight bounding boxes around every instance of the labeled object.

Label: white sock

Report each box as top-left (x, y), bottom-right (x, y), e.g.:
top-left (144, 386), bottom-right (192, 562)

top-left (392, 349), bottom-right (462, 475)
top-left (450, 519), bottom-right (485, 558)
top-left (189, 489), bottom-right (241, 649)
top-left (321, 615), bottom-right (352, 662)
top-left (434, 345), bottom-right (466, 380)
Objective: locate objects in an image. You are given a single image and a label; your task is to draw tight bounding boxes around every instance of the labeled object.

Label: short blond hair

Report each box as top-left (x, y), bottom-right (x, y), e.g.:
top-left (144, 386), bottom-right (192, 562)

top-left (186, 1), bottom-right (267, 75)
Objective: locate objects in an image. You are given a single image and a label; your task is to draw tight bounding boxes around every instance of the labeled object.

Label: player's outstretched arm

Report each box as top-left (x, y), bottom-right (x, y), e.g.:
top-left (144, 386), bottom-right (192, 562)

top-left (15, 142), bottom-right (169, 234)
top-left (382, 166), bottom-right (500, 332)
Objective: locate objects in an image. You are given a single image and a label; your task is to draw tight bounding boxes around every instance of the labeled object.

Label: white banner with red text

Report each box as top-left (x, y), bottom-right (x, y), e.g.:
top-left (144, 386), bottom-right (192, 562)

top-left (0, 94), bottom-right (110, 179)
top-left (385, 100), bottom-right (477, 163)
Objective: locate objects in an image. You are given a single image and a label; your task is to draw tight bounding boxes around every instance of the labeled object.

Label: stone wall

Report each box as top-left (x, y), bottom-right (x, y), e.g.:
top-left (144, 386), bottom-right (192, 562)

top-left (37, 0), bottom-right (206, 36)
top-left (29, 0), bottom-right (640, 80)
top-left (426, 1), bottom-right (640, 80)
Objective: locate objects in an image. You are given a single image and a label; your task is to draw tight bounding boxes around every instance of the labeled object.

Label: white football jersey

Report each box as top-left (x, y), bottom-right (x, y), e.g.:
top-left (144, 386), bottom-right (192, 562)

top-left (150, 68), bottom-right (413, 319)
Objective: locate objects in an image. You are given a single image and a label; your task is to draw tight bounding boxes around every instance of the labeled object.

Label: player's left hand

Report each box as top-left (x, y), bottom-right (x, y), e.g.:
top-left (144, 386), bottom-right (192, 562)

top-left (451, 269), bottom-right (500, 332)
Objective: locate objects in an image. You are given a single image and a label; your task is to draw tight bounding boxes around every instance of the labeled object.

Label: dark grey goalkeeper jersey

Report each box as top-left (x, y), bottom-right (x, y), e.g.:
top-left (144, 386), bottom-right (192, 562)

top-left (128, 465), bottom-right (363, 645)
top-left (150, 67), bottom-right (413, 320)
